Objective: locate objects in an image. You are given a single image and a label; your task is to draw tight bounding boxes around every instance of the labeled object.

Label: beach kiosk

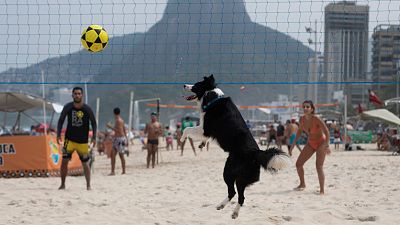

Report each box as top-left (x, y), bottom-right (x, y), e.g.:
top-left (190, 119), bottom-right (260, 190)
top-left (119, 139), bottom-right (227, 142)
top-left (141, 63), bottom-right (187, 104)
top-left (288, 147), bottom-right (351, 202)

top-left (0, 92), bottom-right (82, 178)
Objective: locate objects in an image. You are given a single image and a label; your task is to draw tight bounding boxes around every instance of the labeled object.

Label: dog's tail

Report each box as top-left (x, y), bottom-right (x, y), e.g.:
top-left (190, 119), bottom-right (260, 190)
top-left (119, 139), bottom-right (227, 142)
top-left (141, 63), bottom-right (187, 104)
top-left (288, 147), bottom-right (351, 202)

top-left (257, 147), bottom-right (290, 173)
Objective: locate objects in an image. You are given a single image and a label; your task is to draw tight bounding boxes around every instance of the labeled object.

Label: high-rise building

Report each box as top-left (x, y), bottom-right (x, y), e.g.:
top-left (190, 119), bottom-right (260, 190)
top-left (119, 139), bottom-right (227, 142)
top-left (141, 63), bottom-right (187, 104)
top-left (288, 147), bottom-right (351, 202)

top-left (307, 54), bottom-right (324, 104)
top-left (324, 1), bottom-right (369, 105)
top-left (372, 25), bottom-right (400, 95)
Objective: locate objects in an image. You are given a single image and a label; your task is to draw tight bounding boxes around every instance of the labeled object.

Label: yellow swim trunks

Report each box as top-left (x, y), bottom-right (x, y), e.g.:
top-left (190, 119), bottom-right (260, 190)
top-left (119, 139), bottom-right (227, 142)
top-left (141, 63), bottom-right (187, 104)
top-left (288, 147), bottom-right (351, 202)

top-left (63, 139), bottom-right (90, 162)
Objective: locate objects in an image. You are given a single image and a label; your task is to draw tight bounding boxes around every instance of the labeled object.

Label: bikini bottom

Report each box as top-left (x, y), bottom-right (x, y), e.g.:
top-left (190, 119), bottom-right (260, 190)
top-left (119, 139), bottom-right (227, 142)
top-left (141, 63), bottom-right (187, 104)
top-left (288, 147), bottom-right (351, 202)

top-left (307, 135), bottom-right (326, 150)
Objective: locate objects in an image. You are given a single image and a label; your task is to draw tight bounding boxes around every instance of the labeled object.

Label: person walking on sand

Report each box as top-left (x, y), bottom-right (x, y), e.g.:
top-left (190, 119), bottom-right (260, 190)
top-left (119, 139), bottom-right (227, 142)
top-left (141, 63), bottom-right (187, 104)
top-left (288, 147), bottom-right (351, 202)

top-left (287, 119), bottom-right (302, 154)
top-left (289, 100), bottom-right (331, 195)
top-left (266, 124), bottom-right (277, 148)
top-left (164, 126), bottom-right (174, 151)
top-left (144, 112), bottom-right (162, 168)
top-left (276, 121), bottom-right (285, 150)
top-left (57, 87), bottom-right (97, 190)
top-left (175, 123), bottom-right (182, 150)
top-left (107, 107), bottom-right (129, 175)
top-left (284, 120), bottom-right (291, 152)
top-left (180, 116), bottom-right (197, 156)
top-left (333, 126), bottom-right (341, 150)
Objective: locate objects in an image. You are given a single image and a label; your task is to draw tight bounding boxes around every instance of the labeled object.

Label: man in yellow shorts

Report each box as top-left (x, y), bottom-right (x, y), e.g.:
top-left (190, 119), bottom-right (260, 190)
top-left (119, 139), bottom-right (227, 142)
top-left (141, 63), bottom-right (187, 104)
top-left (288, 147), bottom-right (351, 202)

top-left (57, 87), bottom-right (97, 190)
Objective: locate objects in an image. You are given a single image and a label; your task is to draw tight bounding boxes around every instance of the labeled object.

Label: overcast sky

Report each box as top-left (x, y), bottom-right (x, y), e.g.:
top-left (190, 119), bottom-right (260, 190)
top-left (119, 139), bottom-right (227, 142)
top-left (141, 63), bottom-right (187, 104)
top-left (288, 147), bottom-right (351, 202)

top-left (0, 0), bottom-right (399, 73)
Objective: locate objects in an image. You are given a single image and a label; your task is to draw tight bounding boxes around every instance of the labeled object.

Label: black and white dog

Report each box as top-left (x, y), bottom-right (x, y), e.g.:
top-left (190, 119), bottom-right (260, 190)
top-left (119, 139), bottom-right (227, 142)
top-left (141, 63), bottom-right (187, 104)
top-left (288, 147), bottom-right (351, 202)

top-left (182, 75), bottom-right (290, 219)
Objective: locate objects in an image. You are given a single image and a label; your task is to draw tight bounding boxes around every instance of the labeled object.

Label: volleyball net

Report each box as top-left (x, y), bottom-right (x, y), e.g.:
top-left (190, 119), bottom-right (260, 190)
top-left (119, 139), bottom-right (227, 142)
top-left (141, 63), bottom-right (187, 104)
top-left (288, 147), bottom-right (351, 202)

top-left (0, 0), bottom-right (399, 109)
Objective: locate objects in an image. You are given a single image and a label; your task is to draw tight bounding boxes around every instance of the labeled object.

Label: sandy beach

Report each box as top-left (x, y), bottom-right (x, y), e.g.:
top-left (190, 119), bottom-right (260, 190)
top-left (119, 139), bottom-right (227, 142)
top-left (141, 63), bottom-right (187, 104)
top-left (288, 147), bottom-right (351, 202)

top-left (1, 141), bottom-right (399, 225)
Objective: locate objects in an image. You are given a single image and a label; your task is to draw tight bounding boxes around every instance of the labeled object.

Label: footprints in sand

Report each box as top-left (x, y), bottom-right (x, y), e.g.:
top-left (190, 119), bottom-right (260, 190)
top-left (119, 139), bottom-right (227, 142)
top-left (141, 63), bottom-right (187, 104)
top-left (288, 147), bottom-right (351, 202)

top-left (282, 216), bottom-right (293, 221)
top-left (357, 216), bottom-right (378, 222)
top-left (8, 200), bottom-right (21, 206)
top-left (267, 215), bottom-right (293, 224)
top-left (346, 215), bottom-right (378, 222)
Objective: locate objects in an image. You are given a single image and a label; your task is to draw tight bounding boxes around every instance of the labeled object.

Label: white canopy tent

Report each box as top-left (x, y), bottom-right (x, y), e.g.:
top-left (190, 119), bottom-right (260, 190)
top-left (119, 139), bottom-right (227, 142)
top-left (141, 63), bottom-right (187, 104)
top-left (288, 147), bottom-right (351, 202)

top-left (384, 97), bottom-right (400, 106)
top-left (0, 92), bottom-right (62, 113)
top-left (0, 92), bottom-right (63, 133)
top-left (361, 109), bottom-right (400, 126)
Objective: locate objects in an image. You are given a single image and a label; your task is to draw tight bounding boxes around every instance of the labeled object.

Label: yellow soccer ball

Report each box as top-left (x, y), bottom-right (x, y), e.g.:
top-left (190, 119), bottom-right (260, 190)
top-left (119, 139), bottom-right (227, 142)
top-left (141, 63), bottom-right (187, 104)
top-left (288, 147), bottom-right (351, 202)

top-left (81, 25), bottom-right (108, 52)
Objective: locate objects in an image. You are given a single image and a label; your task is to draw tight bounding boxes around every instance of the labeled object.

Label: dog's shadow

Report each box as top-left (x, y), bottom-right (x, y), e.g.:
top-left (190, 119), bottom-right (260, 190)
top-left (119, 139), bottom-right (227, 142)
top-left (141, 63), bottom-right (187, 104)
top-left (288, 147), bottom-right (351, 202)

top-left (269, 190), bottom-right (292, 195)
top-left (250, 190), bottom-right (292, 196)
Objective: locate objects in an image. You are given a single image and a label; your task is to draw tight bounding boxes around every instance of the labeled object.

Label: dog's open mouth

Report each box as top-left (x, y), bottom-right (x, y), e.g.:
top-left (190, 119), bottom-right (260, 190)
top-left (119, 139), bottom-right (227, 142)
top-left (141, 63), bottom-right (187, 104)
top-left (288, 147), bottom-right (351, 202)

top-left (185, 95), bottom-right (197, 101)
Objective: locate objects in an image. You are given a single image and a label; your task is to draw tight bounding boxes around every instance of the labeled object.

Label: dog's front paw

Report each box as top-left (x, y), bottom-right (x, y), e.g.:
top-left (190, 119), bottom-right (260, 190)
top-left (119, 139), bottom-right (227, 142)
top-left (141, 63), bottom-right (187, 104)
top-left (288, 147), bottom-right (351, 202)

top-left (216, 197), bottom-right (230, 210)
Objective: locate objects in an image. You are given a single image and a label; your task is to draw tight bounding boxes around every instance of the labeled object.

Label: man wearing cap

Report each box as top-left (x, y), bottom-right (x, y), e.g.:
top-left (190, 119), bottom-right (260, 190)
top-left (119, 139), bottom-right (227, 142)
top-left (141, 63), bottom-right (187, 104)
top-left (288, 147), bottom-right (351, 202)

top-left (144, 112), bottom-right (162, 168)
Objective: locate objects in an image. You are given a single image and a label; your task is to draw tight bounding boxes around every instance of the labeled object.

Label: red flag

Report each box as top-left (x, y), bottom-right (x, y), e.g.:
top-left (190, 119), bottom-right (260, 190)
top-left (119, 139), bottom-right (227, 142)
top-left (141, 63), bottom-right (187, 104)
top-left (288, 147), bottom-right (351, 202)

top-left (357, 103), bottom-right (364, 114)
top-left (368, 89), bottom-right (383, 107)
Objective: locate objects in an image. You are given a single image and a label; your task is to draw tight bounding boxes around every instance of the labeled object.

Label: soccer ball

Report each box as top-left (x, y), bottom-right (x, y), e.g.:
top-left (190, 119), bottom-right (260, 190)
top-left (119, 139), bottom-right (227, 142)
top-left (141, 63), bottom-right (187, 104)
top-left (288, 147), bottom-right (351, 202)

top-left (81, 25), bottom-right (108, 52)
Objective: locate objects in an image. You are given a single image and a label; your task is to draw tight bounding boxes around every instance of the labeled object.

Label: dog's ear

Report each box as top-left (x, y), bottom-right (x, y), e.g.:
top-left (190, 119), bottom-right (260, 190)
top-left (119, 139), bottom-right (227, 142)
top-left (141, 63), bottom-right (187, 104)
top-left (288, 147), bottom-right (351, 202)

top-left (209, 74), bottom-right (215, 85)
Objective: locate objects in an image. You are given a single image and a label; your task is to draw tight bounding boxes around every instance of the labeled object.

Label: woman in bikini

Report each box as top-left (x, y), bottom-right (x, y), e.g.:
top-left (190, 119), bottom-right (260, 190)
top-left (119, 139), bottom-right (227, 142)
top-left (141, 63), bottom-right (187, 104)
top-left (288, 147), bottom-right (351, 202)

top-left (289, 100), bottom-right (331, 195)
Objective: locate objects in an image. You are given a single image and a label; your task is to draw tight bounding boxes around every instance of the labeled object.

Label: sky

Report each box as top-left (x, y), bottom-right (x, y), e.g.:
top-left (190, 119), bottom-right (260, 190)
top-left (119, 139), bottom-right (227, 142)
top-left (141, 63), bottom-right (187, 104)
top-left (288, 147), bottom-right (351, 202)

top-left (0, 0), bottom-right (399, 73)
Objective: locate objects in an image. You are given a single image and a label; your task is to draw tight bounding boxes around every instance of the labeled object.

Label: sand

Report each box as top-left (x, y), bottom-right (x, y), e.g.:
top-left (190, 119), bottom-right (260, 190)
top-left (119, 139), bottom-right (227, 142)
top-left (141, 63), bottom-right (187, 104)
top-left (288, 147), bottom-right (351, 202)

top-left (1, 141), bottom-right (399, 225)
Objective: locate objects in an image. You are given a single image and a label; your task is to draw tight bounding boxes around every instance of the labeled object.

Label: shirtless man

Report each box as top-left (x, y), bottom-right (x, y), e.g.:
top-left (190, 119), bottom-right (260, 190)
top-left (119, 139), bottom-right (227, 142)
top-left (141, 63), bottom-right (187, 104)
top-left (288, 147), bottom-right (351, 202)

top-left (107, 107), bottom-right (128, 175)
top-left (287, 119), bottom-right (301, 155)
top-left (266, 124), bottom-right (277, 149)
top-left (276, 121), bottom-right (285, 150)
top-left (144, 112), bottom-right (162, 168)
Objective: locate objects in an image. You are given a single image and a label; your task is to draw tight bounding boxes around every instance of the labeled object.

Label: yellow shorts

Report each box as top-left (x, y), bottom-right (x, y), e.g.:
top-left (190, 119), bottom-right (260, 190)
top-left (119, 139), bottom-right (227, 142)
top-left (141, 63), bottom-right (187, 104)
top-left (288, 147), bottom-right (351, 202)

top-left (63, 139), bottom-right (90, 162)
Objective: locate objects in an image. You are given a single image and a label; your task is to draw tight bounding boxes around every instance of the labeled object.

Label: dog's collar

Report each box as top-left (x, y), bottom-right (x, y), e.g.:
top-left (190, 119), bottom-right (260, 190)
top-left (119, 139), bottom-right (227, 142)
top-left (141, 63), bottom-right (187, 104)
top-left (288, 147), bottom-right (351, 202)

top-left (202, 95), bottom-right (224, 112)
